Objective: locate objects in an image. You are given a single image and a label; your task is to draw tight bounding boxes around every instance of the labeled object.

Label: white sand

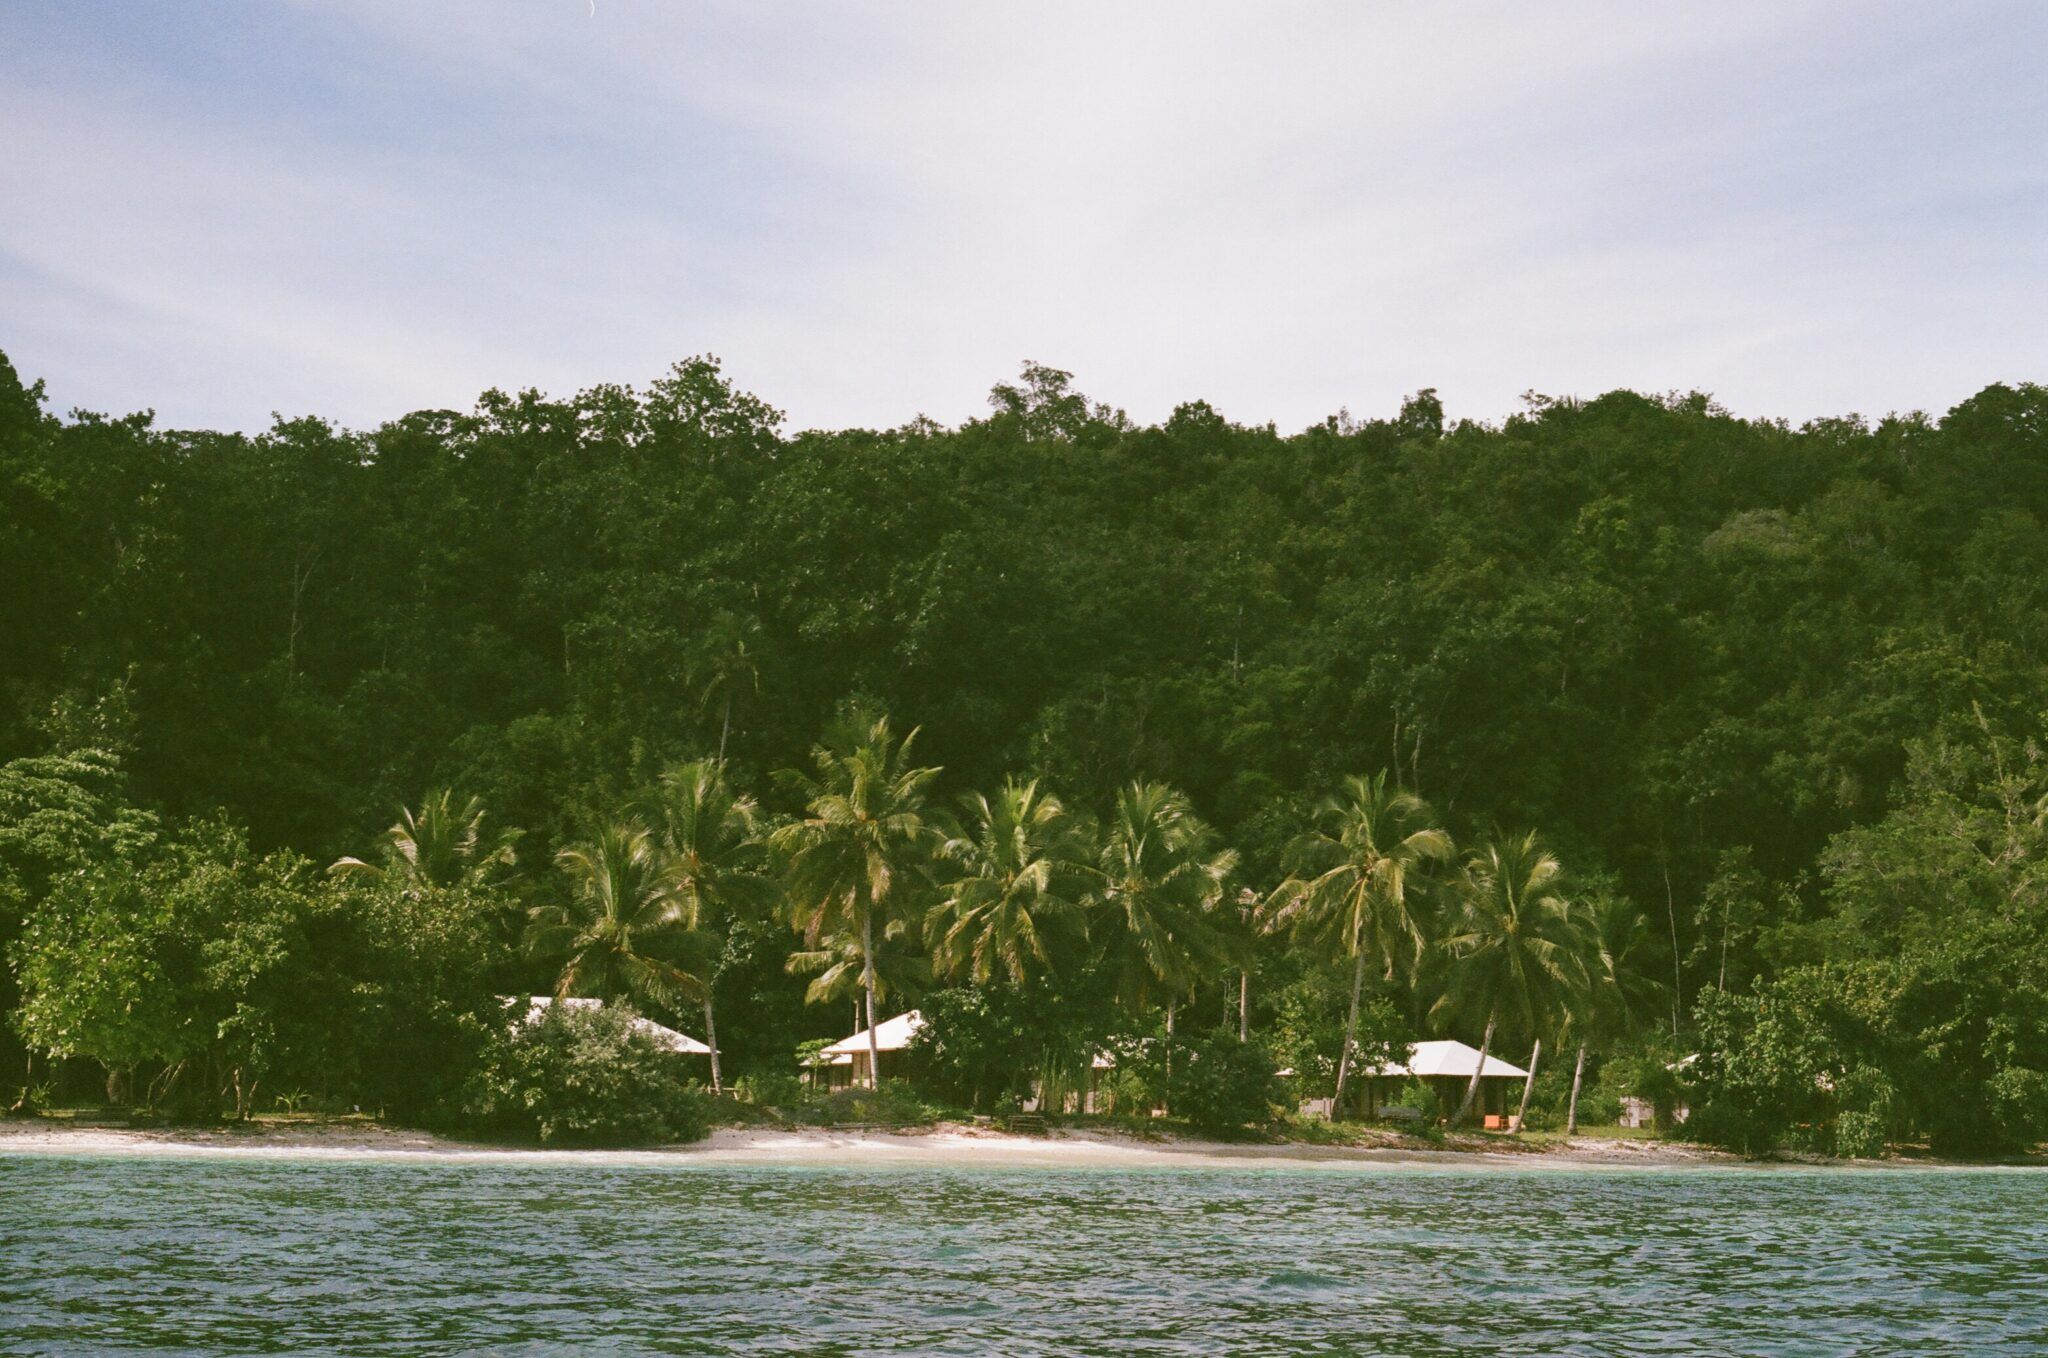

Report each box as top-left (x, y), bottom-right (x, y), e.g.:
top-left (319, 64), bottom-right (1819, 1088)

top-left (0, 1117), bottom-right (1741, 1172)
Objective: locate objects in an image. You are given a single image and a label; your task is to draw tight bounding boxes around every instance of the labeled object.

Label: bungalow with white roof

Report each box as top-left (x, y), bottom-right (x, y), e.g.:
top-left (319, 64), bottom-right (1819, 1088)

top-left (811, 1009), bottom-right (928, 1090)
top-left (1348, 1038), bottom-right (1529, 1128)
top-left (506, 995), bottom-right (713, 1056)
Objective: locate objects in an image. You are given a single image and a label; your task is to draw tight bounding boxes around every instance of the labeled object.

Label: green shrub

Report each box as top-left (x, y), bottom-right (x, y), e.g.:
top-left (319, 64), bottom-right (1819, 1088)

top-left (805, 1078), bottom-right (939, 1127)
top-left (1164, 1035), bottom-right (1281, 1135)
top-left (1389, 1079), bottom-right (1440, 1124)
top-left (1094, 1067), bottom-right (1154, 1117)
top-left (1833, 1109), bottom-right (1888, 1159)
top-left (457, 1002), bottom-right (708, 1146)
top-left (732, 1071), bottom-right (807, 1108)
top-left (1571, 1066), bottom-right (1626, 1128)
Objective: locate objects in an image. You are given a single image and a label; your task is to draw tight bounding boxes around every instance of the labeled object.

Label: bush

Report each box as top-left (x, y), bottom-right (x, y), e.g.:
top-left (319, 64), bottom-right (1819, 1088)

top-left (1572, 1066), bottom-right (1626, 1128)
top-left (1389, 1078), bottom-right (1440, 1124)
top-left (804, 1078), bottom-right (940, 1127)
top-left (1833, 1109), bottom-right (1888, 1159)
top-left (732, 1071), bottom-right (807, 1108)
top-left (456, 1002), bottom-right (709, 1146)
top-left (1164, 1035), bottom-right (1281, 1135)
top-left (1092, 1067), bottom-right (1155, 1118)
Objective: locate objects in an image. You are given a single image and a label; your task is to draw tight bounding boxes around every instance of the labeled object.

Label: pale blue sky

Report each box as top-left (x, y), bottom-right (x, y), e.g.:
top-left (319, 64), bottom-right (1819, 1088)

top-left (3, 2), bottom-right (2043, 433)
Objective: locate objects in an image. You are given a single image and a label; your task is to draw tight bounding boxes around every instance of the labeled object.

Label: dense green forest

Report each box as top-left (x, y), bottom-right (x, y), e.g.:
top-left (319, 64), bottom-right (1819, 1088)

top-left (3, 349), bottom-right (2046, 1155)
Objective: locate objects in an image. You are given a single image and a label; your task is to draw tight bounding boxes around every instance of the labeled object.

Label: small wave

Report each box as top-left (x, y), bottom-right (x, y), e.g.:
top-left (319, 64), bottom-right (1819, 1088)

top-left (1263, 1269), bottom-right (1344, 1291)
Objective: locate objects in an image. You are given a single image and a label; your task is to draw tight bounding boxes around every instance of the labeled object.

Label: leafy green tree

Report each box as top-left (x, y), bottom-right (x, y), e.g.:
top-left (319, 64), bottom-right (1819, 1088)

top-left (1267, 970), bottom-right (1409, 1104)
top-left (1161, 1031), bottom-right (1282, 1134)
top-left (0, 745), bottom-right (160, 1103)
top-left (12, 820), bottom-right (353, 1115)
top-left (459, 1001), bottom-right (709, 1146)
top-left (930, 778), bottom-right (1094, 985)
top-left (346, 875), bottom-right (510, 1121)
top-left (12, 859), bottom-right (199, 1104)
top-left (1688, 967), bottom-right (1892, 1157)
top-left (1262, 772), bottom-right (1450, 1116)
top-left (771, 709), bottom-right (942, 1087)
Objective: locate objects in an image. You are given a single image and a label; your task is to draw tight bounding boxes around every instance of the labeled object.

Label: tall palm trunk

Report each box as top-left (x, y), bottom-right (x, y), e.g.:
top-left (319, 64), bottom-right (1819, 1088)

top-left (1333, 947), bottom-right (1367, 1118)
top-left (702, 994), bottom-right (723, 1094)
top-left (1565, 1044), bottom-right (1587, 1136)
top-left (1163, 1000), bottom-right (1176, 1116)
top-left (1454, 1010), bottom-right (1497, 1125)
top-left (1239, 970), bottom-right (1249, 1043)
top-left (861, 906), bottom-right (881, 1090)
top-left (1514, 1039), bottom-right (1542, 1132)
top-left (718, 696), bottom-right (732, 763)
top-left (1662, 853), bottom-right (1682, 1033)
top-left (9, 1050), bottom-right (33, 1114)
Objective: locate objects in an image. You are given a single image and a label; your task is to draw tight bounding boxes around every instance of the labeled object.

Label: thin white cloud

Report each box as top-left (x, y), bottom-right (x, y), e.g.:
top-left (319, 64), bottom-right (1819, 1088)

top-left (1, 1), bottom-right (2042, 433)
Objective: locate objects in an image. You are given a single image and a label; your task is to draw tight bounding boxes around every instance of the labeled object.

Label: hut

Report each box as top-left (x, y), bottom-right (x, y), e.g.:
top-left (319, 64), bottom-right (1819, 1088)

top-left (813, 1009), bottom-right (927, 1090)
top-left (506, 996), bottom-right (713, 1056)
top-left (1351, 1039), bottom-right (1529, 1128)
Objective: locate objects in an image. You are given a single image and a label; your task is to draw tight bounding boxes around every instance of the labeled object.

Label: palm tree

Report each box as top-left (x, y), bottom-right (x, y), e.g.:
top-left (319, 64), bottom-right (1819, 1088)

top-left (786, 919), bottom-right (931, 1009)
top-left (644, 759), bottom-right (770, 1093)
top-left (1094, 781), bottom-right (1237, 1031)
top-left (770, 708), bottom-right (941, 1088)
top-left (1230, 886), bottom-right (1261, 1042)
top-left (329, 789), bottom-right (517, 891)
top-left (527, 822), bottom-right (698, 1019)
top-left (1263, 772), bottom-right (1451, 1116)
top-left (930, 778), bottom-right (1094, 985)
top-left (694, 612), bottom-right (762, 763)
top-left (1433, 830), bottom-right (1583, 1125)
top-left (1564, 890), bottom-right (1669, 1135)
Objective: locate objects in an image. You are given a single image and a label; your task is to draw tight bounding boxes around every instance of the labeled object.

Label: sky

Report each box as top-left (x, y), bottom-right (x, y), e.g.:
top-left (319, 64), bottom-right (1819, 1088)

top-left (2, 2), bottom-right (2044, 435)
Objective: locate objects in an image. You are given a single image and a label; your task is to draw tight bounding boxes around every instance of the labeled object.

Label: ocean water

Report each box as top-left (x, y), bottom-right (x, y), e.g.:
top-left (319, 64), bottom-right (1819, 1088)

top-left (2, 1153), bottom-right (2045, 1355)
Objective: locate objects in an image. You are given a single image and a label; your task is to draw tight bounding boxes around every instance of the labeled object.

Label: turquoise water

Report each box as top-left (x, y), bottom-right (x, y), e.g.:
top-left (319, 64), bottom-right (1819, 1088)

top-left (3, 1155), bottom-right (2046, 1355)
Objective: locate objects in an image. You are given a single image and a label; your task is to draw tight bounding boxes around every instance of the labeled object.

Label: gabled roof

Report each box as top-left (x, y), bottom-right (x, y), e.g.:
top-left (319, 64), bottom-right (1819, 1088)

top-left (508, 995), bottom-right (713, 1055)
top-left (1361, 1038), bottom-right (1528, 1080)
top-left (821, 1009), bottom-right (925, 1056)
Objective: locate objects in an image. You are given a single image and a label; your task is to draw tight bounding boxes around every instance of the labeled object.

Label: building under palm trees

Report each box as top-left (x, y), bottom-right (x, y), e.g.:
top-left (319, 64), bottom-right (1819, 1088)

top-left (507, 996), bottom-right (714, 1056)
top-left (811, 1010), bottom-right (928, 1090)
top-left (1341, 1039), bottom-right (1529, 1126)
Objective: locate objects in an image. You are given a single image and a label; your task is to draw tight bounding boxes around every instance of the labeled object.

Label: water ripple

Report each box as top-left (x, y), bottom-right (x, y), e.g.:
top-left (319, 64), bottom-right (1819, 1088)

top-left (3, 1156), bottom-right (2046, 1355)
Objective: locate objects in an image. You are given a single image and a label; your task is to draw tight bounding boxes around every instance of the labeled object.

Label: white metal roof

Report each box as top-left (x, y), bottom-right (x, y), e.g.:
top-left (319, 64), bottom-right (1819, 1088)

top-left (1360, 1038), bottom-right (1528, 1080)
top-left (821, 1009), bottom-right (925, 1056)
top-left (509, 995), bottom-right (712, 1055)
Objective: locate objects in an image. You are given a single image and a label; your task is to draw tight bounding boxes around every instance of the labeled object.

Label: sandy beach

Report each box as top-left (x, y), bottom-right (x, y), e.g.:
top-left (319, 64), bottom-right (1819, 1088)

top-left (0, 1116), bottom-right (1749, 1171)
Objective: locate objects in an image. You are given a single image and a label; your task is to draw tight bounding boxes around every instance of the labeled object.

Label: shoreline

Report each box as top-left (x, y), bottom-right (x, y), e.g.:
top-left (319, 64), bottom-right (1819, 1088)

top-left (0, 1116), bottom-right (1994, 1172)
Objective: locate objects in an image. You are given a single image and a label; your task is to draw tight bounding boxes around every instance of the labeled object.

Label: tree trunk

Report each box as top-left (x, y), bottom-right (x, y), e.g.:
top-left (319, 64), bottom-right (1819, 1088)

top-left (718, 696), bottom-right (731, 764)
top-left (1565, 1043), bottom-right (1587, 1137)
top-left (10, 1050), bottom-right (34, 1114)
top-left (861, 907), bottom-right (882, 1090)
top-left (1333, 947), bottom-right (1367, 1119)
top-left (1239, 970), bottom-right (1249, 1043)
top-left (1162, 1000), bottom-right (1176, 1115)
top-left (1662, 854), bottom-right (1683, 1032)
top-left (1514, 1039), bottom-right (1542, 1132)
top-left (1719, 897), bottom-right (1731, 992)
top-left (1454, 1011), bottom-right (1497, 1125)
top-left (703, 994), bottom-right (723, 1094)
